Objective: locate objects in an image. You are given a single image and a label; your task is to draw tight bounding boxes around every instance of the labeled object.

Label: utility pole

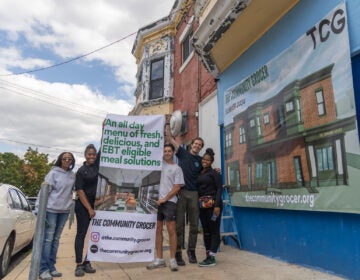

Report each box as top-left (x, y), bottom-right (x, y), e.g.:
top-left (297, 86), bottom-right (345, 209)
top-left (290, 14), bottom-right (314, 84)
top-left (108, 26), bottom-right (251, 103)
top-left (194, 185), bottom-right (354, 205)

top-left (28, 182), bottom-right (51, 280)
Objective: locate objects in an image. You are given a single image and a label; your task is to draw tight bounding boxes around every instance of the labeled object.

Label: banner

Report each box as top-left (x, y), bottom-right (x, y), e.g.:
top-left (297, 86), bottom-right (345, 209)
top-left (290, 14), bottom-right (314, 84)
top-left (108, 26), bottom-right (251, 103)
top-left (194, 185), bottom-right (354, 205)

top-left (89, 114), bottom-right (165, 263)
top-left (95, 114), bottom-right (164, 212)
top-left (223, 3), bottom-right (360, 213)
top-left (100, 114), bottom-right (164, 170)
top-left (87, 211), bottom-right (157, 263)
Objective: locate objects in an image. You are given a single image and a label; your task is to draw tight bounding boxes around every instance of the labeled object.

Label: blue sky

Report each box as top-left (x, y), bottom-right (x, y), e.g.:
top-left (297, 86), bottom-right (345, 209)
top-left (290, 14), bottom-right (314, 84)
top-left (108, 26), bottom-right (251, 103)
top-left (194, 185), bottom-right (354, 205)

top-left (0, 0), bottom-right (174, 164)
top-left (4, 38), bottom-right (123, 98)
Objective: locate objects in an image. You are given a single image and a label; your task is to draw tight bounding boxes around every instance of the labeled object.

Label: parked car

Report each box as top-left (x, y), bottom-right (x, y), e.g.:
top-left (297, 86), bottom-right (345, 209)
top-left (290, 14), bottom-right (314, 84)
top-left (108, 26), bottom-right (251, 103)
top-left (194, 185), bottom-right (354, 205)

top-left (0, 183), bottom-right (36, 278)
top-left (26, 196), bottom-right (37, 210)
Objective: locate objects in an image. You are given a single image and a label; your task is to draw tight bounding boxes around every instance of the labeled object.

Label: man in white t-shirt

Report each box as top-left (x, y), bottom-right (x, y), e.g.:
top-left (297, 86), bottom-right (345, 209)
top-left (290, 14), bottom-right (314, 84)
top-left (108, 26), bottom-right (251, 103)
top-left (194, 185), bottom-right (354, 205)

top-left (146, 143), bottom-right (184, 272)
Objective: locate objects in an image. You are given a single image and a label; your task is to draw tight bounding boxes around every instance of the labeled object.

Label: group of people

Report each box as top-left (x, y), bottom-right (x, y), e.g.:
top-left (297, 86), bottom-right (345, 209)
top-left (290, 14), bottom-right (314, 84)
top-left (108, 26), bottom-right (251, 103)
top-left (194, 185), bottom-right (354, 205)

top-left (36, 144), bottom-right (99, 280)
top-left (146, 130), bottom-right (223, 272)
top-left (36, 127), bottom-right (223, 279)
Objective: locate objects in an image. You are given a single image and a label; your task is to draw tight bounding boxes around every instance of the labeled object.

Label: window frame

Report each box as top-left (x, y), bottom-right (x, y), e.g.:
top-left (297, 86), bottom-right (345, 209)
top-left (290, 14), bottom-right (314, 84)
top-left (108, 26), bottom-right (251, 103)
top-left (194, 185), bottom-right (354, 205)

top-left (179, 15), bottom-right (195, 73)
top-left (256, 116), bottom-right (262, 136)
top-left (225, 131), bottom-right (233, 148)
top-left (285, 100), bottom-right (294, 112)
top-left (249, 119), bottom-right (255, 128)
top-left (263, 112), bottom-right (270, 125)
top-left (296, 98), bottom-right (302, 122)
top-left (182, 30), bottom-right (194, 63)
top-left (149, 57), bottom-right (164, 100)
top-left (9, 188), bottom-right (22, 209)
top-left (316, 146), bottom-right (334, 171)
top-left (255, 162), bottom-right (263, 179)
top-left (239, 126), bottom-right (246, 144)
top-left (315, 89), bottom-right (326, 116)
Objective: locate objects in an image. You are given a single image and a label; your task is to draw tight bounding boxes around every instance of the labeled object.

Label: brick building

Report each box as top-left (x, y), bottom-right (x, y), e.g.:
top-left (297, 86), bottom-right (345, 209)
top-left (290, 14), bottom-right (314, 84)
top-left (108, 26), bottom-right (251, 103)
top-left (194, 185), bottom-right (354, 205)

top-left (130, 0), bottom-right (219, 162)
top-left (172, 1), bottom-right (217, 142)
top-left (225, 64), bottom-right (356, 192)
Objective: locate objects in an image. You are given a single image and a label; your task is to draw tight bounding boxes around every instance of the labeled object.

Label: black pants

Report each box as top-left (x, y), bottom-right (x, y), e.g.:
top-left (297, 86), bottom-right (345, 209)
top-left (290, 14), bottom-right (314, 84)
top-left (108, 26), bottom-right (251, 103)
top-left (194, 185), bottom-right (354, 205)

top-left (199, 207), bottom-right (222, 254)
top-left (75, 201), bottom-right (91, 264)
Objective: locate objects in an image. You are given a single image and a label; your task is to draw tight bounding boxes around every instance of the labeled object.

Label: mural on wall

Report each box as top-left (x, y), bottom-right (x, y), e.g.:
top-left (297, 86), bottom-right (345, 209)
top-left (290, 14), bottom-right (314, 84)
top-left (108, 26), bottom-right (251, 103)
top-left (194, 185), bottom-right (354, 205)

top-left (223, 3), bottom-right (360, 213)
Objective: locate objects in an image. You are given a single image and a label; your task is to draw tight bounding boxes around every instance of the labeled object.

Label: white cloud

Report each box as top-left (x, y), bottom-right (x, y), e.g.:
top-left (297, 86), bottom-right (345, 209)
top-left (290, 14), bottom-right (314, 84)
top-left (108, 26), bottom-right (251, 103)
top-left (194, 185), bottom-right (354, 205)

top-left (0, 0), bottom-right (174, 164)
top-left (0, 75), bottom-right (132, 162)
top-left (0, 0), bottom-right (174, 76)
top-left (0, 47), bottom-right (51, 70)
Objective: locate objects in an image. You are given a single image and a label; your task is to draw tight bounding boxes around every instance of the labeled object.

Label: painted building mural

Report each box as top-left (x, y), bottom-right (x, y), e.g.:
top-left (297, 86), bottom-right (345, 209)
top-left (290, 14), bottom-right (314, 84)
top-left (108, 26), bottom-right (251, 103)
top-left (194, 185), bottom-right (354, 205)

top-left (223, 4), bottom-right (360, 212)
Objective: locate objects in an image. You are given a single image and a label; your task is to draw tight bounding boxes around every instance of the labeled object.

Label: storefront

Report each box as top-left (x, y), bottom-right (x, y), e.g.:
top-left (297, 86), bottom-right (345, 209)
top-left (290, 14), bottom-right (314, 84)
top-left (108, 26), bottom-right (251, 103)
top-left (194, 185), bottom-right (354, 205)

top-left (194, 0), bottom-right (360, 278)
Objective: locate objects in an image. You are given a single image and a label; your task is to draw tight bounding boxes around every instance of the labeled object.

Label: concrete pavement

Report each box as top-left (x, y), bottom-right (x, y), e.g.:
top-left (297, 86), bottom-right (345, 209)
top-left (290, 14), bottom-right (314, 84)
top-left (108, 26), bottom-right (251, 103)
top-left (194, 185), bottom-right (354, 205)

top-left (4, 222), bottom-right (346, 280)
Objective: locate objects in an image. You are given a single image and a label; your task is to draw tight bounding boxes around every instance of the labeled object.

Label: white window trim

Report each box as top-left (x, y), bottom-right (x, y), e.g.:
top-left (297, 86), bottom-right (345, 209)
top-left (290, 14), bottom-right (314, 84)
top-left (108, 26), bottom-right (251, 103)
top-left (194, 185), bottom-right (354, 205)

top-left (179, 15), bottom-right (195, 73)
top-left (250, 119), bottom-right (255, 127)
top-left (264, 113), bottom-right (270, 124)
top-left (179, 51), bottom-right (194, 73)
top-left (179, 16), bottom-right (194, 43)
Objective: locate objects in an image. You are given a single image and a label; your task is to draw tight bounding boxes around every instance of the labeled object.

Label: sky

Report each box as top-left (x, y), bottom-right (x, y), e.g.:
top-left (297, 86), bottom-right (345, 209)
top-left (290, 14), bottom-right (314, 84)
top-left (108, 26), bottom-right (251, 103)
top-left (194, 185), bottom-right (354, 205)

top-left (0, 0), bottom-right (174, 166)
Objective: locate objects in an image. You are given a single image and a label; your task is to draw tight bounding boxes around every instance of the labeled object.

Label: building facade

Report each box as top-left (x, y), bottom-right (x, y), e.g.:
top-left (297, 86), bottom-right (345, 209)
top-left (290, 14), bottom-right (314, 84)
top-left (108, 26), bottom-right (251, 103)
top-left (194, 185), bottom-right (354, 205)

top-left (193, 0), bottom-right (360, 279)
top-left (131, 0), bottom-right (220, 164)
top-left (130, 10), bottom-right (176, 116)
top-left (172, 1), bottom-right (217, 143)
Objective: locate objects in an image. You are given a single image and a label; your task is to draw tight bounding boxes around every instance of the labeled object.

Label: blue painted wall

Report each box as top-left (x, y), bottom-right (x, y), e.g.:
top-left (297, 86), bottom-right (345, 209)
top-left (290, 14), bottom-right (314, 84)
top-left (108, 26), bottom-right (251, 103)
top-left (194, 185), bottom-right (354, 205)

top-left (217, 1), bottom-right (360, 279)
top-left (353, 54), bottom-right (360, 142)
top-left (232, 207), bottom-right (360, 279)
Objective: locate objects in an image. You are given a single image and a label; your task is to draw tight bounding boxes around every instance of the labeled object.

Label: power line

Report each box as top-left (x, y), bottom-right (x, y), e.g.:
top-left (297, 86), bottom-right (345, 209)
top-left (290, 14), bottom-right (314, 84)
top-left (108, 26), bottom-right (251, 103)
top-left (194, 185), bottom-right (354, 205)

top-left (0, 137), bottom-right (84, 156)
top-left (0, 86), bottom-right (105, 118)
top-left (0, 3), bottom-right (190, 77)
top-left (0, 31), bottom-right (138, 77)
top-left (0, 78), bottom-right (108, 116)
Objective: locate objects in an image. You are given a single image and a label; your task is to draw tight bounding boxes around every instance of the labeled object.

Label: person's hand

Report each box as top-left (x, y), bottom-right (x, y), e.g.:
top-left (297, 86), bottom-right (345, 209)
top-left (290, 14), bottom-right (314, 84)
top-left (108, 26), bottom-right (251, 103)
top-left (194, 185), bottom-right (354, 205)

top-left (157, 198), bottom-right (167, 206)
top-left (213, 207), bottom-right (221, 217)
top-left (214, 167), bottom-right (222, 174)
top-left (88, 208), bottom-right (96, 219)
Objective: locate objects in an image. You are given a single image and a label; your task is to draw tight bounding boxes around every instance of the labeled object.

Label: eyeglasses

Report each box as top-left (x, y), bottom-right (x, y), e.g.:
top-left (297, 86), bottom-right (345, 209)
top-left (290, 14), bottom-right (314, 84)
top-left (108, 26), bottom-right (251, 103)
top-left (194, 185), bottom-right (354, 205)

top-left (62, 158), bottom-right (73, 162)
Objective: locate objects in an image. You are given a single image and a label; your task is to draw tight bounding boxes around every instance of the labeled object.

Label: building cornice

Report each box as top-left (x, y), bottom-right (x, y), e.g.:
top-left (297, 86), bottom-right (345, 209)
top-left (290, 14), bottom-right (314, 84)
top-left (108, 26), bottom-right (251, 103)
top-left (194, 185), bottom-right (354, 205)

top-left (129, 97), bottom-right (174, 116)
top-left (193, 0), bottom-right (299, 77)
top-left (132, 0), bottom-right (192, 63)
top-left (193, 0), bottom-right (251, 77)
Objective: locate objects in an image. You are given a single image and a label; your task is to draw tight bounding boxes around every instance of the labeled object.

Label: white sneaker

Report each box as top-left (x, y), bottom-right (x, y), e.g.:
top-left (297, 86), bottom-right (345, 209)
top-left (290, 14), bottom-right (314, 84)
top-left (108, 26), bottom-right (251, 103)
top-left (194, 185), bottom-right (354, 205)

top-left (146, 259), bottom-right (166, 270)
top-left (39, 270), bottom-right (53, 280)
top-left (170, 259), bottom-right (178, 272)
top-left (50, 270), bottom-right (62, 277)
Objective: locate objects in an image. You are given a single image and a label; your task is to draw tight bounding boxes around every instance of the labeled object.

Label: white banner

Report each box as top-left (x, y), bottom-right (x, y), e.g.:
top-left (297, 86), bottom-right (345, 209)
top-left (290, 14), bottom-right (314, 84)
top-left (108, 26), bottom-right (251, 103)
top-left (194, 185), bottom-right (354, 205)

top-left (87, 211), bottom-right (157, 263)
top-left (100, 114), bottom-right (165, 170)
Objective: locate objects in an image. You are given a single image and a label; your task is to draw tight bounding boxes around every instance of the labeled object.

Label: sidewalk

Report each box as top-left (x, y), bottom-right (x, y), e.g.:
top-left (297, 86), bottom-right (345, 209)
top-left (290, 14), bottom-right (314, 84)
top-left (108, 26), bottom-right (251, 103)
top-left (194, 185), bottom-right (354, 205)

top-left (5, 223), bottom-right (346, 280)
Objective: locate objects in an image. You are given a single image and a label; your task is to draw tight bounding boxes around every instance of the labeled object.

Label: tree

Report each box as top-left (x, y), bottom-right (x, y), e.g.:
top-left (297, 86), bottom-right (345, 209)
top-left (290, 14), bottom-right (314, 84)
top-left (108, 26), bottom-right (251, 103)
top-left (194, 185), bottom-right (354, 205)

top-left (0, 148), bottom-right (52, 197)
top-left (22, 148), bottom-right (52, 196)
top-left (0, 153), bottom-right (24, 187)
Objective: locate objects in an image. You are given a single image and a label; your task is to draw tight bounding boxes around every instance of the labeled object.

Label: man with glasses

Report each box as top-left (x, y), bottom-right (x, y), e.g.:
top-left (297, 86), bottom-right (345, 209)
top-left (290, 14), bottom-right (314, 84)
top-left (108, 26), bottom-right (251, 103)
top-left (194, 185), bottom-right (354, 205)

top-left (166, 128), bottom-right (204, 265)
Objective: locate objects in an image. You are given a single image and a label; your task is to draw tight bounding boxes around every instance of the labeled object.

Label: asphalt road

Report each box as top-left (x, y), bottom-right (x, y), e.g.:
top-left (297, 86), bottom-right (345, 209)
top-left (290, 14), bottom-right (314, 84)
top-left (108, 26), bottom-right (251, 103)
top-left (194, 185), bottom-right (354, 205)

top-left (7, 247), bottom-right (32, 276)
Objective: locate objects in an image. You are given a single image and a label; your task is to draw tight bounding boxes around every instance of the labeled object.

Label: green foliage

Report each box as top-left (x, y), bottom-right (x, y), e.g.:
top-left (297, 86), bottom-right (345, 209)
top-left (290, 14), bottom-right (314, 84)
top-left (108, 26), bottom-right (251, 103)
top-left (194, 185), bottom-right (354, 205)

top-left (0, 153), bottom-right (23, 186)
top-left (0, 148), bottom-right (52, 197)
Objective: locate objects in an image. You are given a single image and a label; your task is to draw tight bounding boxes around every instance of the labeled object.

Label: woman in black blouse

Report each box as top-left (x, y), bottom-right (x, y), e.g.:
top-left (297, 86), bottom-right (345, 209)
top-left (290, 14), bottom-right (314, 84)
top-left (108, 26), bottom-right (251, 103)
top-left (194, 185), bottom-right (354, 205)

top-left (74, 144), bottom-right (99, 277)
top-left (197, 148), bottom-right (223, 267)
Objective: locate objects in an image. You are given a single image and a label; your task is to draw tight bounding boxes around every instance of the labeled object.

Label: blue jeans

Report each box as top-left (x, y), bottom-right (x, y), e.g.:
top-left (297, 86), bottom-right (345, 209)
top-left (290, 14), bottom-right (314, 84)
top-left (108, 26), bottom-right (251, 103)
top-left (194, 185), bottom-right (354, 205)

top-left (40, 212), bottom-right (69, 274)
